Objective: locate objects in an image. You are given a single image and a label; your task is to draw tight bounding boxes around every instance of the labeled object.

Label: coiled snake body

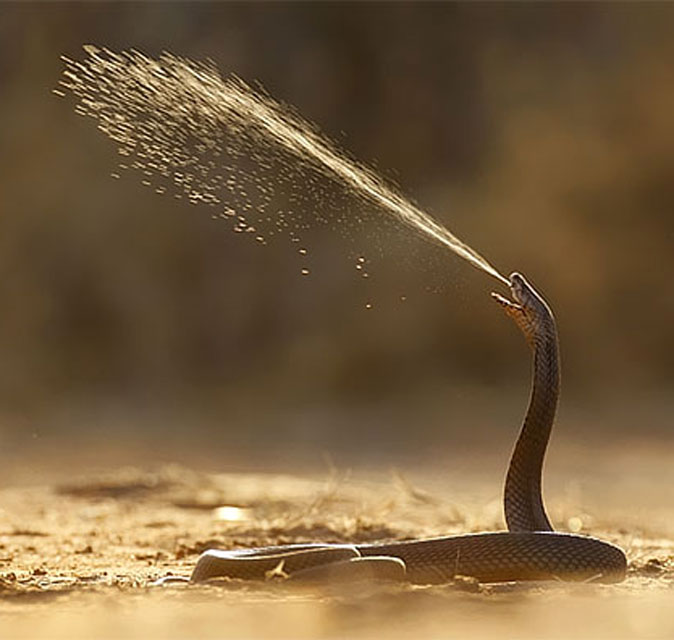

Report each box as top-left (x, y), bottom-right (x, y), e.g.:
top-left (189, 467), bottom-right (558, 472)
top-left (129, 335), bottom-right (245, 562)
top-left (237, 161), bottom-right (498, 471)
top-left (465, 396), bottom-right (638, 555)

top-left (191, 273), bottom-right (626, 584)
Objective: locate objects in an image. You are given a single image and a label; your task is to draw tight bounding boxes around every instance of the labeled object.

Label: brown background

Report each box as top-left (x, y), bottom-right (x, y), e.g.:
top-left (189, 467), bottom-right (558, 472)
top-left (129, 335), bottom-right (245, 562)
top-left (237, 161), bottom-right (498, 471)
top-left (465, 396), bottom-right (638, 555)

top-left (1, 3), bottom-right (672, 474)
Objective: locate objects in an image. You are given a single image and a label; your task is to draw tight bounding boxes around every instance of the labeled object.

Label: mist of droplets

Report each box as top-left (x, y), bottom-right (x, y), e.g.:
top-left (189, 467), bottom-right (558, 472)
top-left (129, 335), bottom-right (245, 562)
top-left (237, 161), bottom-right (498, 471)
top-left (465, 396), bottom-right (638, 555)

top-left (57, 46), bottom-right (507, 286)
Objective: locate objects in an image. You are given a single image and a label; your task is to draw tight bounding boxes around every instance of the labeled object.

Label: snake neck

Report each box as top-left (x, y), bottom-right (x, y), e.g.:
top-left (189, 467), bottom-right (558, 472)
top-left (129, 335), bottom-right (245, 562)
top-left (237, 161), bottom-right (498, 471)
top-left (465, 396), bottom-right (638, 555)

top-left (504, 311), bottom-right (560, 533)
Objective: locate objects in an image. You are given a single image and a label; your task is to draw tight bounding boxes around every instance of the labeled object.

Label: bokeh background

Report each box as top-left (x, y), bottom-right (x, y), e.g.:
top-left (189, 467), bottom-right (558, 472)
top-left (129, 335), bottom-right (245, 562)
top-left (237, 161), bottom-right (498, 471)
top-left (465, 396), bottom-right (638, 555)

top-left (1, 3), bottom-right (672, 476)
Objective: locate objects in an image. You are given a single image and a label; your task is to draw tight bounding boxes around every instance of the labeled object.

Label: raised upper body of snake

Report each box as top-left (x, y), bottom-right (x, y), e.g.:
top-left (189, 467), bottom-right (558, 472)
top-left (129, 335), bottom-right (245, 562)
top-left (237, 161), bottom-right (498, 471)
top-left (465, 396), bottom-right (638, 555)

top-left (190, 273), bottom-right (627, 584)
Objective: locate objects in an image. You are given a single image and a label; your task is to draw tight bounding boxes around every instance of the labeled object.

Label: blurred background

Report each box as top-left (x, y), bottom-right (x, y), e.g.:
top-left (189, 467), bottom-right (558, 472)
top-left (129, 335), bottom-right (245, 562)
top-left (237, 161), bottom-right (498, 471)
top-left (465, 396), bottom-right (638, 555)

top-left (0, 3), bottom-right (672, 478)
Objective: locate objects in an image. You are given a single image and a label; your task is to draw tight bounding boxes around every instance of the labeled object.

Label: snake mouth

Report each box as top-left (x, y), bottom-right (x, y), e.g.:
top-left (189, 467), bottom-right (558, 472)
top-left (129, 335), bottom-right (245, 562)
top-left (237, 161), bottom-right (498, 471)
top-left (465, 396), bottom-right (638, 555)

top-left (491, 272), bottom-right (532, 327)
top-left (490, 290), bottom-right (520, 311)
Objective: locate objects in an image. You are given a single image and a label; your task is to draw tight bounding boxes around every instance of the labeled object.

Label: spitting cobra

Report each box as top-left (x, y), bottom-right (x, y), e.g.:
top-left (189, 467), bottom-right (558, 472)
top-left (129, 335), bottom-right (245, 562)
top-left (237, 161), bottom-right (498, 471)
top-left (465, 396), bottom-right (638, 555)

top-left (190, 273), bottom-right (627, 584)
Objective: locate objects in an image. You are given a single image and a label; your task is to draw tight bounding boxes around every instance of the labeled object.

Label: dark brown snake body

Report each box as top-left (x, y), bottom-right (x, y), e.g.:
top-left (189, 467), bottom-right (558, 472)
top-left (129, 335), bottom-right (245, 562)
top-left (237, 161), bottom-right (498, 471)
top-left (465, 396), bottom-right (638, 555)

top-left (191, 273), bottom-right (627, 584)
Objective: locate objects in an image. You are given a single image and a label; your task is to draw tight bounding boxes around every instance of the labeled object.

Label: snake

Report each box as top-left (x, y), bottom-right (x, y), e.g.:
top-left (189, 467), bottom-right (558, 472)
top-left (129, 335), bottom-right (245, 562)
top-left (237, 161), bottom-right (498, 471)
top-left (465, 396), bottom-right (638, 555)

top-left (189, 272), bottom-right (627, 585)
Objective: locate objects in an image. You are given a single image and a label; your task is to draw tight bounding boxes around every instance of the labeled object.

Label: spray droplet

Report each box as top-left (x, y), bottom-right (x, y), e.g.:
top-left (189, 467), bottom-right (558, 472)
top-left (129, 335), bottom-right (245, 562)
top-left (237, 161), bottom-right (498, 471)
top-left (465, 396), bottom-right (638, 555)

top-left (298, 248), bottom-right (307, 255)
top-left (301, 268), bottom-right (310, 276)
top-left (400, 295), bottom-right (407, 302)
top-left (58, 47), bottom-right (505, 286)
top-left (365, 303), bottom-right (372, 309)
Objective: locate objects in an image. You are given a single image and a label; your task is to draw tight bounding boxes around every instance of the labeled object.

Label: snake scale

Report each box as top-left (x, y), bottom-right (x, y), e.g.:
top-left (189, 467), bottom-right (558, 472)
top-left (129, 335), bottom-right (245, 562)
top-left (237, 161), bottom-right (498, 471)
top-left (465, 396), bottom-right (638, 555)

top-left (190, 273), bottom-right (627, 584)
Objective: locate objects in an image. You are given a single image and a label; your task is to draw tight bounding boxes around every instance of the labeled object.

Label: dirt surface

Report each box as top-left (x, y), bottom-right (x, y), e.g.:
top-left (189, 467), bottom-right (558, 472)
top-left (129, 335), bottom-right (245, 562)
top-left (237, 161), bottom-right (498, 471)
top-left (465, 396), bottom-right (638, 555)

top-left (1, 454), bottom-right (672, 639)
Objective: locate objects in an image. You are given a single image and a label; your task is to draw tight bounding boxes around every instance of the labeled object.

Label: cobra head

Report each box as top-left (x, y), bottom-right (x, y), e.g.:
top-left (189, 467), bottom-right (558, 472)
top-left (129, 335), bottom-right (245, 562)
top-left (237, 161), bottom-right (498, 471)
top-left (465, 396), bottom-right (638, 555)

top-left (491, 272), bottom-right (554, 346)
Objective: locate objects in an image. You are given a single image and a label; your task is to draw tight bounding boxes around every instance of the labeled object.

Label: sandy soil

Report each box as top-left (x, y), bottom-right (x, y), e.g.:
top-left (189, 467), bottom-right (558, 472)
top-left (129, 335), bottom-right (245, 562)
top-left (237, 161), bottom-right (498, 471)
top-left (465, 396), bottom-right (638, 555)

top-left (0, 453), bottom-right (672, 640)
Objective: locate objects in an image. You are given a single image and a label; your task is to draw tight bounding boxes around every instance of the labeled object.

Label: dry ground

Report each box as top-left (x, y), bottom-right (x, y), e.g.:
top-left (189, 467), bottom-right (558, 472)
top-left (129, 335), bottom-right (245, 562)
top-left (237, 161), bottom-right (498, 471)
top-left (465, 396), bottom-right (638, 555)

top-left (0, 445), bottom-right (672, 640)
